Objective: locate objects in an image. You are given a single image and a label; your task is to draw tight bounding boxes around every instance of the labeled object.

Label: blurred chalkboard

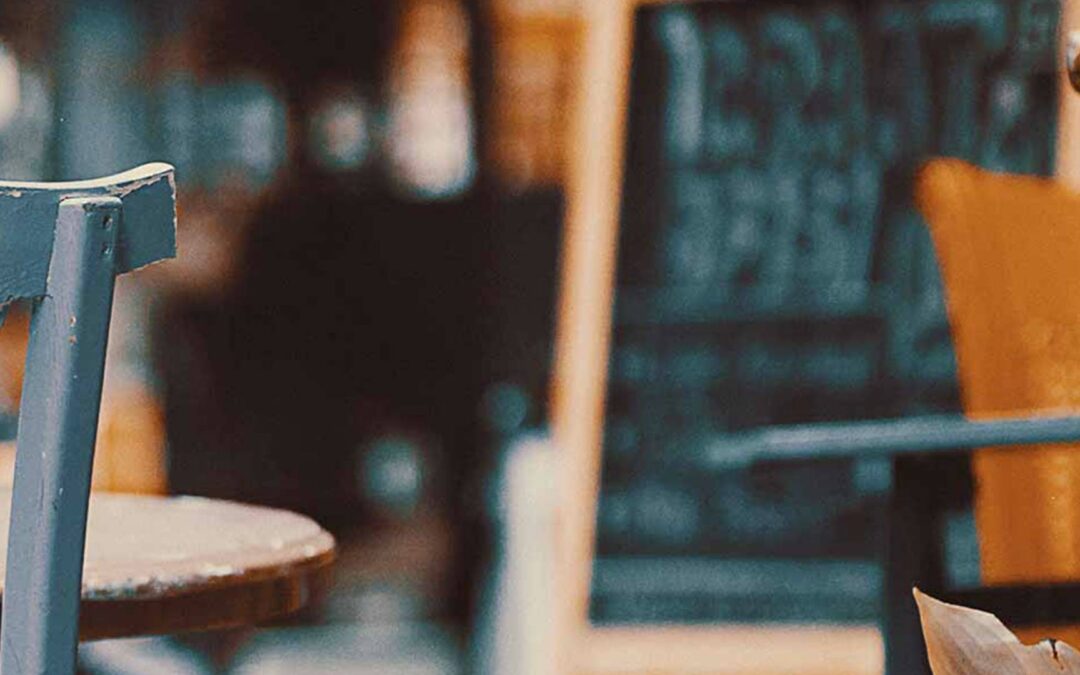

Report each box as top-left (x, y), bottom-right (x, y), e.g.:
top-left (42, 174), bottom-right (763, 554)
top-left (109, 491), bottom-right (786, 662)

top-left (593, 0), bottom-right (1060, 623)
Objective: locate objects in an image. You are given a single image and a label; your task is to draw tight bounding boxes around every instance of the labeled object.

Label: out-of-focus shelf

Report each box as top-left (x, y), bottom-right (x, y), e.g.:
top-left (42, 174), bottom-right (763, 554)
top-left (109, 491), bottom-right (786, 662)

top-left (581, 624), bottom-right (882, 675)
top-left (590, 557), bottom-right (880, 623)
top-left (614, 285), bottom-right (888, 327)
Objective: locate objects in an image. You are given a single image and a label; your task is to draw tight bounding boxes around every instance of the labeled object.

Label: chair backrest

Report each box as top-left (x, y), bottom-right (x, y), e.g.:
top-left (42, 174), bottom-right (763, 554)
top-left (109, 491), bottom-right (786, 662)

top-left (917, 159), bottom-right (1080, 588)
top-left (0, 164), bottom-right (175, 674)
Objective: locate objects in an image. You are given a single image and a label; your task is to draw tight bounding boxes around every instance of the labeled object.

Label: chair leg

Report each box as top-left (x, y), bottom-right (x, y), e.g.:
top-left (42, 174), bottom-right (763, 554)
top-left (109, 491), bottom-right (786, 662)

top-left (884, 457), bottom-right (946, 675)
top-left (0, 198), bottom-right (121, 675)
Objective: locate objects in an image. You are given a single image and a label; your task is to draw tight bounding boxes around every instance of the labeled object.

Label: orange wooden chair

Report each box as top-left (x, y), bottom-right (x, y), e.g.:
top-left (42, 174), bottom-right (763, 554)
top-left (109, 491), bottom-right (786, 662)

top-left (918, 158), bottom-right (1080, 645)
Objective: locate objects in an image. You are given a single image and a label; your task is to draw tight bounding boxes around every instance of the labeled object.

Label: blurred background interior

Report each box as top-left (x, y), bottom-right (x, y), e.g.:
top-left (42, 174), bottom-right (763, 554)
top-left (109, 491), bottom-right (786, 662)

top-left (0, 0), bottom-right (1067, 672)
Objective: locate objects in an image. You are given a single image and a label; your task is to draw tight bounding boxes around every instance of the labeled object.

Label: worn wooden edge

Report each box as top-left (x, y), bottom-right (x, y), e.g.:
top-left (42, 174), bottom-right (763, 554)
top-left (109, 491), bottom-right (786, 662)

top-left (0, 162), bottom-right (176, 299)
top-left (581, 624), bottom-right (883, 675)
top-left (73, 545), bottom-right (336, 641)
top-left (0, 163), bottom-right (174, 196)
top-left (80, 533), bottom-right (337, 603)
top-left (0, 488), bottom-right (336, 641)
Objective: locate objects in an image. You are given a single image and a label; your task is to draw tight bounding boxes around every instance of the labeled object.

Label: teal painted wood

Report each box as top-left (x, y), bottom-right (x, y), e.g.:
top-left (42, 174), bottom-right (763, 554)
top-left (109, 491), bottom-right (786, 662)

top-left (0, 164), bottom-right (174, 303)
top-left (0, 164), bottom-right (175, 675)
top-left (1, 198), bottom-right (120, 674)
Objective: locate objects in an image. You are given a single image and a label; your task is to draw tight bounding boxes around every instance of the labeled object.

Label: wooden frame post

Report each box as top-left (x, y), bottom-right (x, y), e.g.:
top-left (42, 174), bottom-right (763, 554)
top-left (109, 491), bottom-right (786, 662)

top-left (550, 1), bottom-right (635, 672)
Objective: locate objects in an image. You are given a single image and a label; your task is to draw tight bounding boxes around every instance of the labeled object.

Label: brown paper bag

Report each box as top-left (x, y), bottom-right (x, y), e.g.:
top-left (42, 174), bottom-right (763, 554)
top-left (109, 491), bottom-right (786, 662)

top-left (915, 588), bottom-right (1080, 673)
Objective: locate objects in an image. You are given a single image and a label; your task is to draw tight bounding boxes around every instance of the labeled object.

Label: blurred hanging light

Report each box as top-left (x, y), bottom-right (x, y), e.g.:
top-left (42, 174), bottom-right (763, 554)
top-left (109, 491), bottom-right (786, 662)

top-left (385, 0), bottom-right (476, 199)
top-left (487, 0), bottom-right (581, 190)
top-left (0, 42), bottom-right (21, 132)
top-left (359, 434), bottom-right (425, 517)
top-left (199, 78), bottom-right (287, 189)
top-left (309, 88), bottom-right (371, 172)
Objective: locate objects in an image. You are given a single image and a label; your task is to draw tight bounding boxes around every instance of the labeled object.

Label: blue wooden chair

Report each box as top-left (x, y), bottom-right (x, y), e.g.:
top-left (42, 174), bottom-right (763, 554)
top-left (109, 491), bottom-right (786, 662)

top-left (0, 164), bottom-right (334, 674)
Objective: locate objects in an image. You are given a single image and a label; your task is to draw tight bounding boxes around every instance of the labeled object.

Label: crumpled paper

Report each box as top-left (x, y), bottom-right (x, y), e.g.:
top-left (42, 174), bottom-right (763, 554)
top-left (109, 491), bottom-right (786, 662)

top-left (915, 588), bottom-right (1080, 673)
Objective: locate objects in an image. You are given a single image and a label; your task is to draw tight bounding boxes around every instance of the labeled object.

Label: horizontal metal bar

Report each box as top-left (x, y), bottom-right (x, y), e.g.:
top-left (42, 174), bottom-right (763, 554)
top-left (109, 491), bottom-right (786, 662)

top-left (704, 413), bottom-right (1080, 468)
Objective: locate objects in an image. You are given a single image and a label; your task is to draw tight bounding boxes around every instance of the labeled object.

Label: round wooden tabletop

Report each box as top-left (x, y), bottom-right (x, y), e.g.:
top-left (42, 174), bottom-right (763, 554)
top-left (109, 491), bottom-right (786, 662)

top-left (0, 490), bottom-right (335, 641)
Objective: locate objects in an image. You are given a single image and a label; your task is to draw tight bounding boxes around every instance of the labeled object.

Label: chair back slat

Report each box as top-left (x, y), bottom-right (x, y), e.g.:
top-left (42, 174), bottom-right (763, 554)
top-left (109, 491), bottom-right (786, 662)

top-left (919, 159), bottom-right (1080, 641)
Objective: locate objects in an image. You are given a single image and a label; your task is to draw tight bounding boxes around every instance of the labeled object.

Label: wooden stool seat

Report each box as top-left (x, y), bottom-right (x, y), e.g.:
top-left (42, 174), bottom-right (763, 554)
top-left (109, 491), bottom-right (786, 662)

top-left (0, 490), bottom-right (334, 641)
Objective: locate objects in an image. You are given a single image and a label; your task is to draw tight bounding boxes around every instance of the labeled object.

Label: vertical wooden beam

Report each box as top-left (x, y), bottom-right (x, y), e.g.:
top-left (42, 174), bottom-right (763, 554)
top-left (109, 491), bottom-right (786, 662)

top-left (1058, 0), bottom-right (1080, 187)
top-left (550, 1), bottom-right (635, 673)
top-left (1, 197), bottom-right (121, 675)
